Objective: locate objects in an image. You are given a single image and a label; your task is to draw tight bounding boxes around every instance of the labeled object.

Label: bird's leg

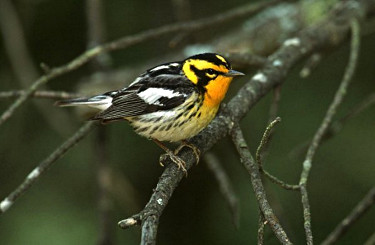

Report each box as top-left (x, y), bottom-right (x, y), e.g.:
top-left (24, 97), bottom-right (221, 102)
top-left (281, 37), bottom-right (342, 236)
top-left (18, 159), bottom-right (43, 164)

top-left (174, 140), bottom-right (201, 165)
top-left (153, 139), bottom-right (187, 173)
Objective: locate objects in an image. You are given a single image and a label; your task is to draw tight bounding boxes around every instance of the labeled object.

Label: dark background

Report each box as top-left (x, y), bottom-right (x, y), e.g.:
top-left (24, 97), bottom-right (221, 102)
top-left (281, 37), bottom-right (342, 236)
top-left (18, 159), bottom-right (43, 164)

top-left (0, 0), bottom-right (374, 244)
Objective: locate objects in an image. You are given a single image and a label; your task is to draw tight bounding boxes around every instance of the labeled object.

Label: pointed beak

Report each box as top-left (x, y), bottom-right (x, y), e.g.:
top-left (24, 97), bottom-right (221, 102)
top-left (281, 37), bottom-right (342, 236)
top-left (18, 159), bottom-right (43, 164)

top-left (224, 69), bottom-right (245, 77)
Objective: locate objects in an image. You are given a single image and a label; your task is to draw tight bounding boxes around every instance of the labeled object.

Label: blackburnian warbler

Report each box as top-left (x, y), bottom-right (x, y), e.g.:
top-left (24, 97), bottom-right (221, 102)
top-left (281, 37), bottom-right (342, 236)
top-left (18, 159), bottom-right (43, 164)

top-left (57, 53), bottom-right (244, 171)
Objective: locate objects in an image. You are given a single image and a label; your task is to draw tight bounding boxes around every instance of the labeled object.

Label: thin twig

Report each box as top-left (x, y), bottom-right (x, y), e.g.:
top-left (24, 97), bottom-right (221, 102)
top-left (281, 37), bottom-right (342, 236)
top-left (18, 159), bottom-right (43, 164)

top-left (256, 117), bottom-right (281, 167)
top-left (231, 125), bottom-right (292, 245)
top-left (0, 0), bottom-right (282, 127)
top-left (0, 90), bottom-right (82, 100)
top-left (263, 170), bottom-right (300, 191)
top-left (204, 152), bottom-right (239, 228)
top-left (321, 187), bottom-right (375, 245)
top-left (258, 212), bottom-right (266, 245)
top-left (255, 117), bottom-right (300, 191)
top-left (0, 121), bottom-right (96, 214)
top-left (299, 18), bottom-right (361, 245)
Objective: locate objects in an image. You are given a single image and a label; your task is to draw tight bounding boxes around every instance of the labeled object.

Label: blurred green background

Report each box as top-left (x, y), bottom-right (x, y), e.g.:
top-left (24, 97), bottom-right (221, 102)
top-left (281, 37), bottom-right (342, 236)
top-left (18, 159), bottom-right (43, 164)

top-left (0, 0), bottom-right (374, 244)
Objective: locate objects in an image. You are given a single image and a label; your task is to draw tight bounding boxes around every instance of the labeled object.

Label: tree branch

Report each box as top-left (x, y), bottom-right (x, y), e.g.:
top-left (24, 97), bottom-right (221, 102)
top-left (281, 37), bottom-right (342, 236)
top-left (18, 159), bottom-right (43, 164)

top-left (0, 90), bottom-right (82, 100)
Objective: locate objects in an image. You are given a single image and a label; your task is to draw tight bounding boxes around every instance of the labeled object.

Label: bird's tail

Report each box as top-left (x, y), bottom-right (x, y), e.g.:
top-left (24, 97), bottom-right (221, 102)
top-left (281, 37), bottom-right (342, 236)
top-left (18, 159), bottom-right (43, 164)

top-left (55, 95), bottom-right (113, 110)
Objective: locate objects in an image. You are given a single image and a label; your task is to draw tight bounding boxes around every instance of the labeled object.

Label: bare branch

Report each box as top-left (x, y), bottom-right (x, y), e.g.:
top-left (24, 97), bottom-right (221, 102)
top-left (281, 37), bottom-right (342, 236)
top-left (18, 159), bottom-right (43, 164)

top-left (256, 117), bottom-right (282, 166)
top-left (299, 18), bottom-right (361, 245)
top-left (231, 125), bottom-right (292, 244)
top-left (258, 212), bottom-right (266, 245)
top-left (256, 117), bottom-right (300, 190)
top-left (0, 0), bottom-right (282, 127)
top-left (0, 122), bottom-right (95, 214)
top-left (0, 90), bottom-right (82, 100)
top-left (204, 152), bottom-right (239, 228)
top-left (321, 187), bottom-right (375, 245)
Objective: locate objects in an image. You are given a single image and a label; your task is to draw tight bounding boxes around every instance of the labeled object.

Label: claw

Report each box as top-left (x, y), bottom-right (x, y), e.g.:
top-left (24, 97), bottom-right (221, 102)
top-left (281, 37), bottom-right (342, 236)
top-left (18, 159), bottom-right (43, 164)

top-left (159, 153), bottom-right (188, 175)
top-left (174, 141), bottom-right (201, 165)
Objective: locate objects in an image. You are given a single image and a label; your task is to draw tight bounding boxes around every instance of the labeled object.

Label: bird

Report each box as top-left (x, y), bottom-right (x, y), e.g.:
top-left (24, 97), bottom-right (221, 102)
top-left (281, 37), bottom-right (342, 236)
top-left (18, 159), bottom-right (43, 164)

top-left (56, 53), bottom-right (244, 172)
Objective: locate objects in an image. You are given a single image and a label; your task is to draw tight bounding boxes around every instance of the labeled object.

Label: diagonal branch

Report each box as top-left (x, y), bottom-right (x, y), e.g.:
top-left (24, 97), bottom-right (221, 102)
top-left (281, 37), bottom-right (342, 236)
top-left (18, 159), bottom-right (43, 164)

top-left (0, 122), bottom-right (96, 214)
top-left (0, 90), bottom-right (82, 100)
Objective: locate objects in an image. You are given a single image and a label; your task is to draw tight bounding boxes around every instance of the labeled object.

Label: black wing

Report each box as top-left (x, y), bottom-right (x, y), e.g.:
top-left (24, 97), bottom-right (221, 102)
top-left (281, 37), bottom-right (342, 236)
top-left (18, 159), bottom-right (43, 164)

top-left (92, 74), bottom-right (195, 122)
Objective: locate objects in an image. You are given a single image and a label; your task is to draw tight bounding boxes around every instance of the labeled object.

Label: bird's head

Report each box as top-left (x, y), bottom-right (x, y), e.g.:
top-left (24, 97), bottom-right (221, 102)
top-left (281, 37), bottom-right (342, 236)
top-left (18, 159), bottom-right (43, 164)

top-left (182, 53), bottom-right (244, 107)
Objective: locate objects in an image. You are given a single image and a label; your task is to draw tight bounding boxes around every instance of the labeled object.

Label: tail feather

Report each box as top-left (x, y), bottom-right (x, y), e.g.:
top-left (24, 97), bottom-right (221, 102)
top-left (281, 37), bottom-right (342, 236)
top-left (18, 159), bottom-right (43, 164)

top-left (55, 95), bottom-right (113, 110)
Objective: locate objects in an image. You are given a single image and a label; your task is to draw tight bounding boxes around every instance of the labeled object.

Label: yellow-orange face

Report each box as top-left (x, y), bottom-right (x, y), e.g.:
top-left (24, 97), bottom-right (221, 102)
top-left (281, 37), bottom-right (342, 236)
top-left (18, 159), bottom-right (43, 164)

top-left (182, 53), bottom-right (244, 107)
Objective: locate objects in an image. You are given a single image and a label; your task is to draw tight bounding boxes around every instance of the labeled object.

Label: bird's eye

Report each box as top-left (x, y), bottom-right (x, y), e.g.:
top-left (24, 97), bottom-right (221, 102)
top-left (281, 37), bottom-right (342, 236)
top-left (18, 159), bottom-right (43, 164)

top-left (205, 69), bottom-right (217, 78)
top-left (206, 69), bottom-right (215, 75)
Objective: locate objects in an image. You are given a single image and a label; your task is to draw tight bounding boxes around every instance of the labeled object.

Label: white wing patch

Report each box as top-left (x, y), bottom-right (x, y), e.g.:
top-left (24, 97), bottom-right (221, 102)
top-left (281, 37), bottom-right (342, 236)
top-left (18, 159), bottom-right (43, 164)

top-left (129, 76), bottom-right (144, 86)
top-left (150, 65), bottom-right (171, 72)
top-left (138, 88), bottom-right (181, 106)
top-left (149, 63), bottom-right (179, 72)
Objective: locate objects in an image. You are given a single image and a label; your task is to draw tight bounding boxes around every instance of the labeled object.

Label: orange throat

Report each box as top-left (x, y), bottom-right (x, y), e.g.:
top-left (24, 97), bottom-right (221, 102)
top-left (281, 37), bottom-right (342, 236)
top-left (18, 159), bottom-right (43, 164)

top-left (203, 76), bottom-right (233, 108)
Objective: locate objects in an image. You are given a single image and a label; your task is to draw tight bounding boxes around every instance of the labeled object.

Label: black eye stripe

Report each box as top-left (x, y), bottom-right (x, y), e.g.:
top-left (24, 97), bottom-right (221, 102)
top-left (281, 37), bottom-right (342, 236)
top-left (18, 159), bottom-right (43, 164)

top-left (190, 65), bottom-right (225, 77)
top-left (186, 53), bottom-right (231, 69)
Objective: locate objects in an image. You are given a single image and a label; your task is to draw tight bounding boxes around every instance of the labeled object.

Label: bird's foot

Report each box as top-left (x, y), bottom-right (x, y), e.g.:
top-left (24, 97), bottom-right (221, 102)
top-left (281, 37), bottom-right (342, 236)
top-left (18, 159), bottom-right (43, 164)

top-left (174, 141), bottom-right (201, 165)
